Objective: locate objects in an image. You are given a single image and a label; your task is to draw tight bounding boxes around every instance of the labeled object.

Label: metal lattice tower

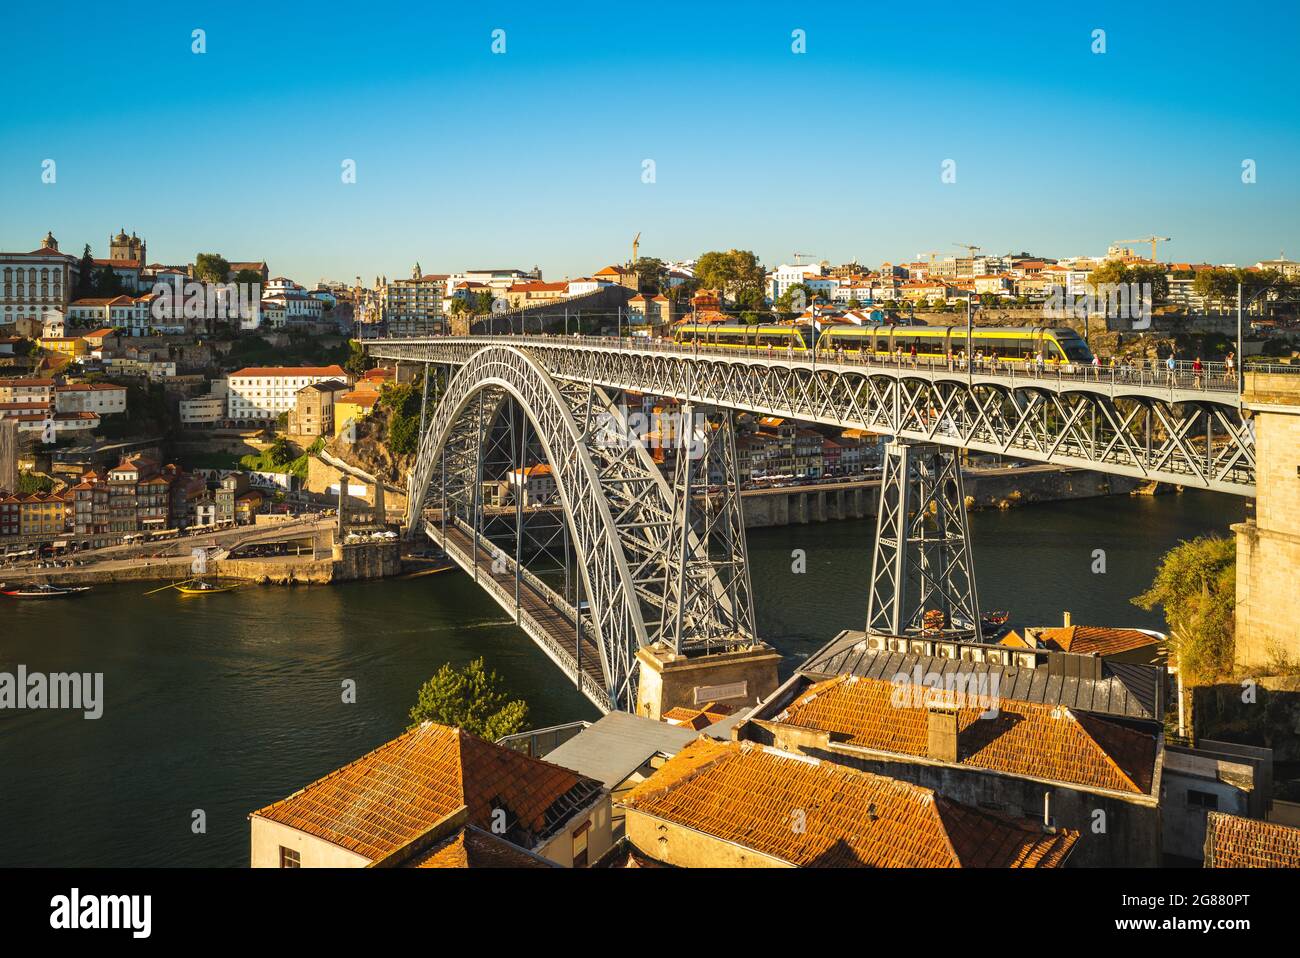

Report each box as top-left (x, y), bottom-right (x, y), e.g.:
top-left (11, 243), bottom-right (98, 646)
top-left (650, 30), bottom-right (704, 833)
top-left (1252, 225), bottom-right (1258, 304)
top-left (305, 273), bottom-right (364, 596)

top-left (660, 403), bottom-right (757, 653)
top-left (865, 440), bottom-right (981, 639)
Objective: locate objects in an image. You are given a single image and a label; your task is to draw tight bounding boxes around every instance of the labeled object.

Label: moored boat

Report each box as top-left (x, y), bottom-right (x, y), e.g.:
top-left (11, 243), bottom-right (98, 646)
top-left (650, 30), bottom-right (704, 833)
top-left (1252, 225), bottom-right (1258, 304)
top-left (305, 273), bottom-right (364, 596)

top-left (1, 583), bottom-right (92, 599)
top-left (175, 579), bottom-right (237, 595)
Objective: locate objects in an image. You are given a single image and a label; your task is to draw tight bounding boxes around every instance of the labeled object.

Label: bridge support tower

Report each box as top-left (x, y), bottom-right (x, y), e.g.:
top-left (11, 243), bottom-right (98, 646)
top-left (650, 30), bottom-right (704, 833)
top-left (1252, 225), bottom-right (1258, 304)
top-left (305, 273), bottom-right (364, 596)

top-left (865, 440), bottom-right (982, 640)
top-left (1234, 373), bottom-right (1300, 667)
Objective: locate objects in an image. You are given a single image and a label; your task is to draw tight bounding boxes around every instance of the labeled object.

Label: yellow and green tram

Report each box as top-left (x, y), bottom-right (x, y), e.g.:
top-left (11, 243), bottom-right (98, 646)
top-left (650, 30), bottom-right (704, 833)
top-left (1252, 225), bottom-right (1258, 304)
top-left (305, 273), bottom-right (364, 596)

top-left (672, 322), bottom-right (1094, 365)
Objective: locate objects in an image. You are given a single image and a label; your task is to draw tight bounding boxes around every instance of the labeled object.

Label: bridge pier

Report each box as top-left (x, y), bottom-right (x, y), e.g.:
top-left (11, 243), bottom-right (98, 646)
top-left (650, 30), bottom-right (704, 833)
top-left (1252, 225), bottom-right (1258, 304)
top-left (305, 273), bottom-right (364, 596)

top-left (1234, 373), bottom-right (1300, 667)
top-left (865, 440), bottom-right (982, 639)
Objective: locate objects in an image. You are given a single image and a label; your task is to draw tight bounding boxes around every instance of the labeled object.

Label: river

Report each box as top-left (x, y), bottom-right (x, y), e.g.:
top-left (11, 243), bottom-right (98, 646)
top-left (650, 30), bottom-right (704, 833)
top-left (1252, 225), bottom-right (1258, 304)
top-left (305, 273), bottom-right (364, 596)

top-left (0, 490), bottom-right (1243, 867)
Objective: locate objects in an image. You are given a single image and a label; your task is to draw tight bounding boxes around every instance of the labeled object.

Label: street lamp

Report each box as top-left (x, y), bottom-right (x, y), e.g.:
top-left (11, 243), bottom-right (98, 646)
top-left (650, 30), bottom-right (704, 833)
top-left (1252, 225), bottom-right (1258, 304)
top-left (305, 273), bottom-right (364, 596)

top-left (1237, 278), bottom-right (1281, 395)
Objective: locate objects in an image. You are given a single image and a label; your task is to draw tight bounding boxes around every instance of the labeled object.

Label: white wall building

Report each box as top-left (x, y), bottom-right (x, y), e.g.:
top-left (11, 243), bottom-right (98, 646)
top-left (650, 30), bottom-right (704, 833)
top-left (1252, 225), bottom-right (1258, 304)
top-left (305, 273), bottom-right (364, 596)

top-left (54, 384), bottom-right (128, 415)
top-left (225, 365), bottom-right (351, 422)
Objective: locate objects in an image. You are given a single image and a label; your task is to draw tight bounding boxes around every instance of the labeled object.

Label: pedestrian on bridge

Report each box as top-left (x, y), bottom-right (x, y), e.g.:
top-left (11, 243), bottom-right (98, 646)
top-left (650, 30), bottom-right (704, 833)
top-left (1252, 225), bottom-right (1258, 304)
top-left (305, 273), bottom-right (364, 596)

top-left (1193, 356), bottom-right (1204, 389)
top-left (1166, 353), bottom-right (1177, 387)
top-left (1224, 351), bottom-right (1236, 383)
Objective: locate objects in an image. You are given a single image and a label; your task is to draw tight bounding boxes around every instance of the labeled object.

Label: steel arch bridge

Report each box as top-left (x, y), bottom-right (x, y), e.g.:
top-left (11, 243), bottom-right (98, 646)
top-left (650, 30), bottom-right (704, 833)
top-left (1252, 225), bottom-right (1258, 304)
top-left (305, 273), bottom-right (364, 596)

top-left (407, 344), bottom-right (754, 712)
top-left (374, 335), bottom-right (1259, 496)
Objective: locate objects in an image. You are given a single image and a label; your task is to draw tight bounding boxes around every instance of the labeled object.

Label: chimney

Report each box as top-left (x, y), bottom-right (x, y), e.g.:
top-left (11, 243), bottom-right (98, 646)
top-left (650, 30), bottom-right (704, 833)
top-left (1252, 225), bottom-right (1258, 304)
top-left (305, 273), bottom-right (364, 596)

top-left (926, 707), bottom-right (958, 763)
top-left (1063, 610), bottom-right (1072, 628)
top-left (1043, 791), bottom-right (1053, 828)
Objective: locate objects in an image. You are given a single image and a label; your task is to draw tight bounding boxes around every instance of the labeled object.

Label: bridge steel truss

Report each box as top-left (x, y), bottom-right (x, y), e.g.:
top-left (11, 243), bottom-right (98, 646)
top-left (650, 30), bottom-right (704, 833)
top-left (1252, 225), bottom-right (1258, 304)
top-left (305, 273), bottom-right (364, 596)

top-left (375, 338), bottom-right (1258, 497)
top-left (405, 345), bottom-right (756, 712)
top-left (865, 442), bottom-right (982, 639)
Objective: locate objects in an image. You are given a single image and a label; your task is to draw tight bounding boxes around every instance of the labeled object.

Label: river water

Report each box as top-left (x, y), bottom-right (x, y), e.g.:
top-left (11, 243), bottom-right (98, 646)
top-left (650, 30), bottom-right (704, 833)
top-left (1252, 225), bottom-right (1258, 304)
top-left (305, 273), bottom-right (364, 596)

top-left (0, 490), bottom-right (1243, 867)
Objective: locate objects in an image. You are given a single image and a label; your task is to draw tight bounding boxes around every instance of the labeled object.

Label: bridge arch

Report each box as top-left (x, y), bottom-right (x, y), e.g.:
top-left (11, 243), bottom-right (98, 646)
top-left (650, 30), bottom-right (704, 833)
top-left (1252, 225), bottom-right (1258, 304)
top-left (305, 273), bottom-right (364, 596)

top-left (405, 345), bottom-right (753, 711)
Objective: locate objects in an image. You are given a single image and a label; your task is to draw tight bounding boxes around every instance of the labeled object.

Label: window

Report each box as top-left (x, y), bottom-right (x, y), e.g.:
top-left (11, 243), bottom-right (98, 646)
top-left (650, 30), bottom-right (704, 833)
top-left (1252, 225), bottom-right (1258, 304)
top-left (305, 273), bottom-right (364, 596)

top-left (1186, 789), bottom-right (1219, 811)
top-left (279, 846), bottom-right (301, 868)
top-left (571, 821), bottom-right (590, 868)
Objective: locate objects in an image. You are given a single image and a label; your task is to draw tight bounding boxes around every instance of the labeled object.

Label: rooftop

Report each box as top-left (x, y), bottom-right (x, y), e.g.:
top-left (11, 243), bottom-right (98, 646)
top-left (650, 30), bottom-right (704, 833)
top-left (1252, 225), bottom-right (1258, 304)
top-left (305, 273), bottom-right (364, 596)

top-left (543, 712), bottom-right (700, 788)
top-left (249, 722), bottom-right (604, 861)
top-left (622, 738), bottom-right (1078, 867)
top-left (1204, 812), bottom-right (1300, 868)
top-left (764, 673), bottom-right (1157, 795)
top-left (800, 630), bottom-right (1160, 721)
top-left (405, 825), bottom-right (557, 868)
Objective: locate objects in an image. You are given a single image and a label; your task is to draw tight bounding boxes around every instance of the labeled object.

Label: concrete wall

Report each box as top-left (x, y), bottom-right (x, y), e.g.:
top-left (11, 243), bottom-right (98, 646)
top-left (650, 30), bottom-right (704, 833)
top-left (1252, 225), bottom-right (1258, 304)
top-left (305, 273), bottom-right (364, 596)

top-left (249, 818), bottom-right (371, 868)
top-left (537, 795), bottom-right (614, 867)
top-left (623, 810), bottom-right (789, 868)
top-left (1234, 373), bottom-right (1300, 667)
top-left (737, 468), bottom-right (1135, 529)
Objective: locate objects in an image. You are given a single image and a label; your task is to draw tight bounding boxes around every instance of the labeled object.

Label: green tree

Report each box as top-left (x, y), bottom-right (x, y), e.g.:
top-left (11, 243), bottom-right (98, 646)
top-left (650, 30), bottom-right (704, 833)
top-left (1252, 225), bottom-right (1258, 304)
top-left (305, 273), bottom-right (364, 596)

top-left (344, 340), bottom-right (371, 376)
top-left (1133, 535), bottom-right (1236, 685)
top-left (632, 256), bottom-right (668, 294)
top-left (776, 283), bottom-right (811, 314)
top-left (231, 268), bottom-right (263, 288)
top-left (92, 266), bottom-right (125, 297)
top-left (194, 253), bottom-right (231, 284)
top-left (408, 657), bottom-right (529, 740)
top-left (694, 249), bottom-right (766, 303)
top-left (75, 245), bottom-right (97, 299)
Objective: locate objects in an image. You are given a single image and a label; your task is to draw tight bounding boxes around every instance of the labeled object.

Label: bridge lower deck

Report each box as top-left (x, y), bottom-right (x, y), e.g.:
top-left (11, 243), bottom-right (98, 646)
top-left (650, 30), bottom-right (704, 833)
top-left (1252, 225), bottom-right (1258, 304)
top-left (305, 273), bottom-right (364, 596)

top-left (423, 519), bottom-right (610, 711)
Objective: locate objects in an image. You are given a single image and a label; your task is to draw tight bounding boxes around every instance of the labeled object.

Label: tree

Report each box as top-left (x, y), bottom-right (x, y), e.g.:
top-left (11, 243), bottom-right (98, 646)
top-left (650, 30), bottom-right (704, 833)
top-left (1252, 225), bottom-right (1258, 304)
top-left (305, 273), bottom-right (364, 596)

top-left (632, 257), bottom-right (668, 295)
top-left (344, 340), bottom-right (371, 376)
top-left (1132, 535), bottom-right (1236, 685)
top-left (1088, 261), bottom-right (1169, 303)
top-left (408, 657), bottom-right (529, 740)
top-left (776, 283), bottom-right (811, 314)
top-left (194, 253), bottom-right (231, 284)
top-left (92, 266), bottom-right (125, 297)
top-left (694, 249), bottom-right (766, 303)
top-left (75, 245), bottom-right (97, 299)
top-left (231, 268), bottom-right (263, 288)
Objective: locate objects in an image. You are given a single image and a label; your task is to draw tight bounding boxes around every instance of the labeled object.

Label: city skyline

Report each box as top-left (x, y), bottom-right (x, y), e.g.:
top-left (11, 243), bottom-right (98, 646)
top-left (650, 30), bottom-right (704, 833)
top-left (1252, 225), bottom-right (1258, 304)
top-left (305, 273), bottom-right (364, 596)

top-left (3, 2), bottom-right (1298, 281)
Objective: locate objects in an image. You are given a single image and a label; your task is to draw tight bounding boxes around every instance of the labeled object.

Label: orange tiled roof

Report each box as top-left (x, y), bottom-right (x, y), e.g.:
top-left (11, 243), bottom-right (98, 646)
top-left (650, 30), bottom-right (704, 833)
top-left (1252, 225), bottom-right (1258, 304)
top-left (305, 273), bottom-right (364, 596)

top-left (406, 826), bottom-right (554, 868)
top-left (771, 675), bottom-right (1156, 795)
top-left (250, 722), bottom-right (603, 861)
top-left (622, 738), bottom-right (1077, 867)
top-left (1037, 625), bottom-right (1160, 657)
top-left (229, 365), bottom-right (347, 378)
top-left (662, 701), bottom-right (735, 731)
top-left (1205, 812), bottom-right (1300, 868)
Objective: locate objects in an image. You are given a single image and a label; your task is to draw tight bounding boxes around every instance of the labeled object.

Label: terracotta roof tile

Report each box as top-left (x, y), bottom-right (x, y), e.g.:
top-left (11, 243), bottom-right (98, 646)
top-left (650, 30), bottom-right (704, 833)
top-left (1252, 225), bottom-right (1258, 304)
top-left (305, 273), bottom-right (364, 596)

top-left (250, 722), bottom-right (603, 861)
top-left (622, 738), bottom-right (1076, 867)
top-left (1037, 626), bottom-right (1161, 657)
top-left (1205, 812), bottom-right (1300, 868)
top-left (771, 674), bottom-right (1157, 795)
top-left (406, 826), bottom-right (555, 868)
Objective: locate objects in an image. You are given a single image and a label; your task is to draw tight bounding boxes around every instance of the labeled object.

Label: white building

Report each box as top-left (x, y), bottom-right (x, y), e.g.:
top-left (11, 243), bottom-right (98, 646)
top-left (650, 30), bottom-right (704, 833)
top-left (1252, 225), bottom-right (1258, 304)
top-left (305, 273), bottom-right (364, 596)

top-left (54, 384), bottom-right (128, 416)
top-left (180, 395), bottom-right (225, 426)
top-left (769, 262), bottom-right (829, 301)
top-left (506, 464), bottom-right (557, 506)
top-left (67, 295), bottom-right (156, 334)
top-left (225, 365), bottom-right (351, 422)
top-left (1, 232), bottom-right (79, 328)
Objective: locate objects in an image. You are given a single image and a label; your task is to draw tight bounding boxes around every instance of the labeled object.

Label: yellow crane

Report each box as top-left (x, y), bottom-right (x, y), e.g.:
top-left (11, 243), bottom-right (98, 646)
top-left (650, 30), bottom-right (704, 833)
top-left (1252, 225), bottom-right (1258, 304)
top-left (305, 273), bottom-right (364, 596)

top-left (1116, 235), bottom-right (1171, 262)
top-left (952, 242), bottom-right (982, 258)
top-left (917, 250), bottom-right (938, 265)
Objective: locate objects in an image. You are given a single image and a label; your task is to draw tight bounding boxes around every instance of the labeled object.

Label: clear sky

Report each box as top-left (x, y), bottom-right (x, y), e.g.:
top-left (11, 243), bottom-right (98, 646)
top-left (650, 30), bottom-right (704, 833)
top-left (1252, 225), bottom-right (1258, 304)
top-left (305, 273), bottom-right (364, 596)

top-left (2, 1), bottom-right (1297, 283)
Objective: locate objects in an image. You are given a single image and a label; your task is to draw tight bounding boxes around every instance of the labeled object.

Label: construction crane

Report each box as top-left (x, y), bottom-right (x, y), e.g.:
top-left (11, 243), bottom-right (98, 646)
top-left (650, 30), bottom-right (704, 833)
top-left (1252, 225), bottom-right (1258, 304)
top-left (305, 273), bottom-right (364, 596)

top-left (953, 242), bottom-right (982, 258)
top-left (1115, 236), bottom-right (1171, 263)
top-left (917, 251), bottom-right (938, 266)
top-left (792, 251), bottom-right (819, 266)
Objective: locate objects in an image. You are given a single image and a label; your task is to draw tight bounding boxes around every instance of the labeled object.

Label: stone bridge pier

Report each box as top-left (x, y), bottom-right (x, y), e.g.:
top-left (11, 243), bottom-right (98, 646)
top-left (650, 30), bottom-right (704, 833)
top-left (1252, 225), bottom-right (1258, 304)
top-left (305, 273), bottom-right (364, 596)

top-left (1234, 373), bottom-right (1300, 667)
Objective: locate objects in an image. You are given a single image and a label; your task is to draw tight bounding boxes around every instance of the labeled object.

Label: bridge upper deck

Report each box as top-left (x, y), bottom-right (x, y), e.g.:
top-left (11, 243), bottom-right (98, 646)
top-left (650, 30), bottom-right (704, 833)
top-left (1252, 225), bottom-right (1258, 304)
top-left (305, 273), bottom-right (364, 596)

top-left (368, 333), bottom-right (1296, 408)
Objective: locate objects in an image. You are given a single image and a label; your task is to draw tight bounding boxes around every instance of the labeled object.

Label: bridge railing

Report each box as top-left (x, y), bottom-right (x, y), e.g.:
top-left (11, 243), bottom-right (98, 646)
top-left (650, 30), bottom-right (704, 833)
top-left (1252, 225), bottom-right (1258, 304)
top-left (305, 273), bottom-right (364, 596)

top-left (381, 332), bottom-right (1300, 397)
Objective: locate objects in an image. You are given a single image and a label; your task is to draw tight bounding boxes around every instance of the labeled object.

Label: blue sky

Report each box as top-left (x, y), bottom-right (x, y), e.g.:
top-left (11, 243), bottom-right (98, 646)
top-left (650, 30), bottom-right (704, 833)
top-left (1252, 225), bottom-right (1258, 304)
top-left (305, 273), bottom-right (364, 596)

top-left (2, 1), bottom-right (1297, 283)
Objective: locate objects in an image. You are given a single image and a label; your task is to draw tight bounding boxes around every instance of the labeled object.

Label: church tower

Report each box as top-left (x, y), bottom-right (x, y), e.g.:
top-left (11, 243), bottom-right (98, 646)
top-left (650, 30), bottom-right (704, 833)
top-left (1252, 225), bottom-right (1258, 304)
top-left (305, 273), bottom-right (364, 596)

top-left (109, 228), bottom-right (146, 264)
